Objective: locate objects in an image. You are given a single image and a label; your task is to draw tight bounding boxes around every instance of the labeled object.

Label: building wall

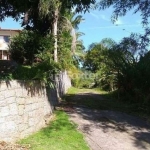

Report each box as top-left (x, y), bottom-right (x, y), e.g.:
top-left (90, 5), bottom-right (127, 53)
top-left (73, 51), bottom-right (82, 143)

top-left (0, 29), bottom-right (20, 60)
top-left (0, 30), bottom-right (20, 37)
top-left (0, 80), bottom-right (53, 142)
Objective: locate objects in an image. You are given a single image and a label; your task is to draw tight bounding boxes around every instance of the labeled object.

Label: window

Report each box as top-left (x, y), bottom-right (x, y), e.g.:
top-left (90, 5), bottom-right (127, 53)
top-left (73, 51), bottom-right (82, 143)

top-left (4, 36), bottom-right (10, 43)
top-left (0, 35), bottom-right (10, 43)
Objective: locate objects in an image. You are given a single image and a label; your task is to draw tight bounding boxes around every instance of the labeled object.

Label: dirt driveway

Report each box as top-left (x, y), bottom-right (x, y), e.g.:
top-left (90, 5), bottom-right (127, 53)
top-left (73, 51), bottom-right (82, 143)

top-left (65, 91), bottom-right (150, 150)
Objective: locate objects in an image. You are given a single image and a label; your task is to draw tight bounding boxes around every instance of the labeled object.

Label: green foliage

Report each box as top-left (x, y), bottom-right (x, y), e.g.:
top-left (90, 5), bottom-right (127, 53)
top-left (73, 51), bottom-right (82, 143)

top-left (12, 59), bottom-right (59, 86)
top-left (71, 70), bottom-right (95, 88)
top-left (84, 38), bottom-right (117, 91)
top-left (95, 69), bottom-right (117, 91)
top-left (11, 49), bottom-right (59, 87)
top-left (33, 59), bottom-right (59, 85)
top-left (84, 43), bottom-right (107, 72)
top-left (12, 66), bottom-right (36, 80)
top-left (0, 73), bottom-right (13, 80)
top-left (10, 30), bottom-right (53, 65)
top-left (2, 30), bottom-right (58, 87)
top-left (84, 37), bottom-right (150, 113)
top-left (84, 38), bottom-right (116, 72)
top-left (7, 10), bottom-right (85, 88)
top-left (57, 11), bottom-right (85, 69)
top-left (0, 0), bottom-right (95, 34)
top-left (98, 0), bottom-right (150, 26)
top-left (57, 30), bottom-right (73, 69)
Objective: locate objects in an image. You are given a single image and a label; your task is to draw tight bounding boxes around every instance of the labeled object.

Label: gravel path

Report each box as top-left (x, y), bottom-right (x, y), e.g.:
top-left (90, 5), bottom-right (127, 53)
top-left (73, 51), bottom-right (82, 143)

top-left (66, 91), bottom-right (150, 150)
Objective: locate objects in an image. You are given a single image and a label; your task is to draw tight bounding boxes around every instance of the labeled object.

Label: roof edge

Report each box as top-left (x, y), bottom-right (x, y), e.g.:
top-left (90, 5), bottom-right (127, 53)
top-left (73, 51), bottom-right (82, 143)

top-left (0, 29), bottom-right (21, 32)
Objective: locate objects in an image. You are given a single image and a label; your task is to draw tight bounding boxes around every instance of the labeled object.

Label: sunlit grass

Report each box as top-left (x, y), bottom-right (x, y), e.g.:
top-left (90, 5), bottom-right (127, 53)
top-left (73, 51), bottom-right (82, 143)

top-left (67, 87), bottom-right (96, 95)
top-left (19, 111), bottom-right (89, 150)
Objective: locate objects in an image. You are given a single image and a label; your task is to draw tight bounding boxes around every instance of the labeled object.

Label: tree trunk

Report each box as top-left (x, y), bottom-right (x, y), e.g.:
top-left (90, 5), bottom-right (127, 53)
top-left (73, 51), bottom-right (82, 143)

top-left (53, 8), bottom-right (60, 101)
top-left (53, 8), bottom-right (59, 62)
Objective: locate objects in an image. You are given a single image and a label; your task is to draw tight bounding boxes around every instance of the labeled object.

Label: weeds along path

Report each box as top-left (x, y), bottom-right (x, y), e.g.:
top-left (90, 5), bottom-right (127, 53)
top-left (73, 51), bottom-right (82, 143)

top-left (64, 88), bottom-right (150, 150)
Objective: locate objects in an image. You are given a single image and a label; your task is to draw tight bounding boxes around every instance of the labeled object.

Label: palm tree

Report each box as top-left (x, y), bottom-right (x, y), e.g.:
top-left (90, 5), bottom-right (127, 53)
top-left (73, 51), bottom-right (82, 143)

top-left (38, 0), bottom-right (63, 62)
top-left (38, 1), bottom-right (84, 62)
top-left (61, 12), bottom-right (85, 54)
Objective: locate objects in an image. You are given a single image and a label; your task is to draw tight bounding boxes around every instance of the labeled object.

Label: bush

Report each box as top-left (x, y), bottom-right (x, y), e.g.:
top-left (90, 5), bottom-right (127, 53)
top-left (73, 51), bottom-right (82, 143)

top-left (9, 30), bottom-right (53, 65)
top-left (12, 65), bottom-right (37, 80)
top-left (12, 58), bottom-right (59, 86)
top-left (71, 74), bottom-right (94, 88)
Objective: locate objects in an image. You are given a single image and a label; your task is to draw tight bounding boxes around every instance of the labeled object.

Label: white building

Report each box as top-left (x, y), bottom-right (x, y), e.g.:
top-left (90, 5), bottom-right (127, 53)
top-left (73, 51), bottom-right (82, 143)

top-left (0, 28), bottom-right (20, 60)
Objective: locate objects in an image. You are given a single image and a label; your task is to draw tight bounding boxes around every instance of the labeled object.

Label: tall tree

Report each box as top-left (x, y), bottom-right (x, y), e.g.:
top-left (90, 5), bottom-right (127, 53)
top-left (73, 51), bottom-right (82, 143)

top-left (0, 0), bottom-right (95, 62)
top-left (38, 0), bottom-right (62, 62)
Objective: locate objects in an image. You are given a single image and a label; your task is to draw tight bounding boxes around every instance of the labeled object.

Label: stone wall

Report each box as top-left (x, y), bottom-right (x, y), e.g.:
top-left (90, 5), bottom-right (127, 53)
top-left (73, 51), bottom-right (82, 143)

top-left (57, 70), bottom-right (72, 97)
top-left (0, 80), bottom-right (54, 142)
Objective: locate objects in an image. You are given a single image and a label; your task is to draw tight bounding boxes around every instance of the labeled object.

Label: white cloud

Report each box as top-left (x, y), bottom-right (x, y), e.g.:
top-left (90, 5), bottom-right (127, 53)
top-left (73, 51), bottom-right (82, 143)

top-left (114, 19), bottom-right (123, 25)
top-left (81, 24), bottom-right (141, 30)
top-left (90, 12), bottom-right (99, 19)
top-left (99, 15), bottom-right (110, 21)
top-left (90, 13), bottom-right (110, 21)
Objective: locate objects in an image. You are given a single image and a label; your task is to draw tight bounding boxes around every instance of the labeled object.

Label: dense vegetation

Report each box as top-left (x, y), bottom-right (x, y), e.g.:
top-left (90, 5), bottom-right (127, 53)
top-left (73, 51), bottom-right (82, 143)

top-left (1, 0), bottom-right (150, 114)
top-left (83, 37), bottom-right (150, 114)
top-left (0, 0), bottom-right (90, 83)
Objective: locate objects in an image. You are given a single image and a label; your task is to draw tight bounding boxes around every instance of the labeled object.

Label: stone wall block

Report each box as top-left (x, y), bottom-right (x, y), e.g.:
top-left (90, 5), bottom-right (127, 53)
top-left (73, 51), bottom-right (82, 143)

top-left (0, 117), bottom-right (5, 123)
top-left (32, 103), bottom-right (40, 110)
top-left (0, 123), bottom-right (7, 132)
top-left (0, 82), bottom-right (7, 91)
top-left (6, 97), bottom-right (16, 104)
top-left (18, 105), bottom-right (25, 116)
top-left (0, 106), bottom-right (9, 117)
top-left (0, 100), bottom-right (7, 107)
top-left (0, 91), bottom-right (5, 98)
top-left (24, 104), bottom-right (32, 112)
top-left (9, 103), bottom-right (18, 115)
top-left (15, 89), bottom-right (23, 97)
top-left (26, 98), bottom-right (34, 105)
top-left (16, 97), bottom-right (25, 105)
top-left (22, 88), bottom-right (28, 96)
top-left (23, 115), bottom-right (29, 124)
top-left (20, 127), bottom-right (34, 138)
top-left (5, 115), bottom-right (16, 121)
top-left (18, 124), bottom-right (28, 132)
top-left (28, 110), bottom-right (36, 117)
top-left (5, 90), bottom-right (15, 98)
top-left (28, 118), bottom-right (35, 127)
top-left (5, 121), bottom-right (17, 132)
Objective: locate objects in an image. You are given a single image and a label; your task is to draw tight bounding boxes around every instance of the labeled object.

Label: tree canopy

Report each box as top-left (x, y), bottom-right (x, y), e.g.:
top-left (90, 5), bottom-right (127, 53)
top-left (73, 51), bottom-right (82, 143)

top-left (98, 0), bottom-right (150, 26)
top-left (98, 0), bottom-right (150, 49)
top-left (0, 0), bottom-right (95, 32)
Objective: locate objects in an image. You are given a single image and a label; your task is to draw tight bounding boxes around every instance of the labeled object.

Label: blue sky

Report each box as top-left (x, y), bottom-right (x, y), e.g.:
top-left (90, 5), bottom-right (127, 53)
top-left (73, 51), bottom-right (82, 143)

top-left (0, 7), bottom-right (144, 50)
top-left (78, 7), bottom-right (144, 49)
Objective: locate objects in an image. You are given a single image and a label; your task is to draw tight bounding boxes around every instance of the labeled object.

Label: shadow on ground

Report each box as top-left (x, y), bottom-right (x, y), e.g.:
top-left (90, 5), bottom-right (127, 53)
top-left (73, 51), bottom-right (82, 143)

top-left (64, 91), bottom-right (146, 115)
top-left (64, 91), bottom-right (150, 150)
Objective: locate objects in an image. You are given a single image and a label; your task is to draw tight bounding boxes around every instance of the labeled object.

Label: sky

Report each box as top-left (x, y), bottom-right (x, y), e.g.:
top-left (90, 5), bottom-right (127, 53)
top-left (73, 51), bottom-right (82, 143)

top-left (78, 7), bottom-right (144, 49)
top-left (0, 7), bottom-right (144, 50)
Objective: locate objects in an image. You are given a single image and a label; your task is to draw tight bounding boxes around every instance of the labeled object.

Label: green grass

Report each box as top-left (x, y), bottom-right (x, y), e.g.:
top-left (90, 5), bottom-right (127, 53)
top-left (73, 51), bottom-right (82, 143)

top-left (19, 111), bottom-right (89, 150)
top-left (67, 87), bottom-right (93, 95)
